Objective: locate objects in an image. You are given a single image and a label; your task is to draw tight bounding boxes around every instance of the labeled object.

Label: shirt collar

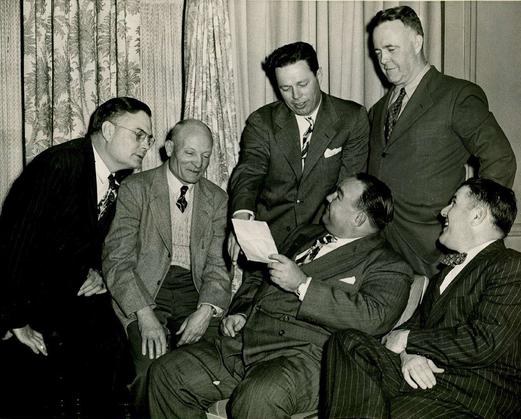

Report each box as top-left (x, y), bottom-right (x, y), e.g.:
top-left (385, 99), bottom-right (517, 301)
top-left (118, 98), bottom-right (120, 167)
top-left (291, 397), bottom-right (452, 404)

top-left (166, 165), bottom-right (193, 195)
top-left (392, 63), bottom-right (431, 102)
top-left (295, 96), bottom-right (322, 123)
top-left (92, 143), bottom-right (112, 184)
top-left (460, 239), bottom-right (498, 267)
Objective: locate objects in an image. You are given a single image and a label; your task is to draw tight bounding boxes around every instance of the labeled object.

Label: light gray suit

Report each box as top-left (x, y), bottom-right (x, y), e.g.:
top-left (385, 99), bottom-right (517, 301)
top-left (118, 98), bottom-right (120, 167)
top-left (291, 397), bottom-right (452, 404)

top-left (103, 163), bottom-right (231, 332)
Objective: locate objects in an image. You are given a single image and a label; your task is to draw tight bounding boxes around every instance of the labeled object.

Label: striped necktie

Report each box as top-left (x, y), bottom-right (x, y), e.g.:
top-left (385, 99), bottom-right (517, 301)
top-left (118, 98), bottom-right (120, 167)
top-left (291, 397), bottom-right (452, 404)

top-left (385, 87), bottom-right (406, 143)
top-left (176, 185), bottom-right (189, 213)
top-left (97, 174), bottom-right (119, 220)
top-left (301, 116), bottom-right (314, 168)
top-left (295, 234), bottom-right (336, 266)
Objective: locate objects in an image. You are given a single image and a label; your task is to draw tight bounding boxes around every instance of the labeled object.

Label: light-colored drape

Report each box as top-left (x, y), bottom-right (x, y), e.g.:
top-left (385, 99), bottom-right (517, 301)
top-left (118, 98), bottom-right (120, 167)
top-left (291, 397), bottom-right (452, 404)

top-left (0, 1), bottom-right (23, 206)
top-left (23, 0), bottom-right (142, 161)
top-left (229, 0), bottom-right (442, 133)
top-left (183, 0), bottom-right (239, 190)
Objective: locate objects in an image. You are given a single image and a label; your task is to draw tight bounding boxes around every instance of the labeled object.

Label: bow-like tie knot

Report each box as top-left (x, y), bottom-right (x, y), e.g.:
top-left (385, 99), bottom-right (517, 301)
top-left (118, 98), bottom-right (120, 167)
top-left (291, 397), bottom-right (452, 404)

top-left (440, 252), bottom-right (467, 267)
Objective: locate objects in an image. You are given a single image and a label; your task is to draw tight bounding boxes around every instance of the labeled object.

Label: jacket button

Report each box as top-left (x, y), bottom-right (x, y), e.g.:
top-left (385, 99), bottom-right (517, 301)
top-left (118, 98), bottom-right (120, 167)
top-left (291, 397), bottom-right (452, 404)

top-left (286, 226), bottom-right (291, 231)
top-left (381, 152), bottom-right (387, 158)
top-left (279, 330), bottom-right (285, 336)
top-left (157, 281), bottom-right (161, 285)
top-left (296, 199), bottom-right (302, 204)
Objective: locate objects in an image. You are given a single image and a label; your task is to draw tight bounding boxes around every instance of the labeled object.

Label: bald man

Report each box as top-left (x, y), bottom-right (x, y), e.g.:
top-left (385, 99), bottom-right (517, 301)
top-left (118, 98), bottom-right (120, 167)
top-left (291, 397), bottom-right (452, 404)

top-left (103, 119), bottom-right (231, 414)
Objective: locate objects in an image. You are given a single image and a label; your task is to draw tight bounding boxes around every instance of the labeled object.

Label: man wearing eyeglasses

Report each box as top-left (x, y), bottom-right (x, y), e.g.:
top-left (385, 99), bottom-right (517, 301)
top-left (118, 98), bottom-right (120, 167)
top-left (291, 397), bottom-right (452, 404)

top-left (103, 119), bottom-right (231, 416)
top-left (0, 97), bottom-right (153, 418)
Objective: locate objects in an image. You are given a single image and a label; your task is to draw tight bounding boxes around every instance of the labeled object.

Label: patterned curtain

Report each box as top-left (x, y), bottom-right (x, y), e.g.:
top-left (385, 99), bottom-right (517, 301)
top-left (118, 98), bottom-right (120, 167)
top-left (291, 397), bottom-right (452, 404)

top-left (183, 0), bottom-right (239, 190)
top-left (23, 0), bottom-right (142, 161)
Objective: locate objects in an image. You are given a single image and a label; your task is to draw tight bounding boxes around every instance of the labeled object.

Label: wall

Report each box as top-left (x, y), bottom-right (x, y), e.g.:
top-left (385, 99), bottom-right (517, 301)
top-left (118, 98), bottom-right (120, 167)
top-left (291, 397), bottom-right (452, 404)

top-left (444, 1), bottom-right (521, 250)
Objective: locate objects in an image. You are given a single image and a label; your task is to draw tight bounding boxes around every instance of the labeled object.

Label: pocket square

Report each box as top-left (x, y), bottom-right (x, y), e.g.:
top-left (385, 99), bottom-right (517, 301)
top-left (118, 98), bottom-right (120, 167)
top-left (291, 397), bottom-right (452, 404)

top-left (324, 147), bottom-right (342, 158)
top-left (338, 276), bottom-right (356, 284)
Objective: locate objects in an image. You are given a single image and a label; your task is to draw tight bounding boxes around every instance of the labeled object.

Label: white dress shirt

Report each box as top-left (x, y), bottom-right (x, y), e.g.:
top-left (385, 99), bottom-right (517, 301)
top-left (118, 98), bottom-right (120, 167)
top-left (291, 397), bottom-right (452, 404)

top-left (92, 144), bottom-right (113, 204)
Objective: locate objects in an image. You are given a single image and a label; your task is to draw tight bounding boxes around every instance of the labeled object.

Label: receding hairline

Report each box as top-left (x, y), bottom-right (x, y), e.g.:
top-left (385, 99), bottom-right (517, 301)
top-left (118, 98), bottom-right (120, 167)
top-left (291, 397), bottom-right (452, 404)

top-left (166, 119), bottom-right (213, 147)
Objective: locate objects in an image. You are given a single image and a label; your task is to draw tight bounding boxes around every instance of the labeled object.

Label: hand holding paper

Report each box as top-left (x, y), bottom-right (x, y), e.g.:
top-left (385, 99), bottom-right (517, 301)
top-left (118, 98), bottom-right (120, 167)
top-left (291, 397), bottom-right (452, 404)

top-left (231, 219), bottom-right (278, 263)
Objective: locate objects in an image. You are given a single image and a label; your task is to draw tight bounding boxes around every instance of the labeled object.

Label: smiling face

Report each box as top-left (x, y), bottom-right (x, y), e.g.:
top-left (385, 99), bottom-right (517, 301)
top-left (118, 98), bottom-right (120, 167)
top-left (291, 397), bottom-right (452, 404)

top-left (166, 124), bottom-right (213, 185)
top-left (275, 60), bottom-right (322, 116)
top-left (439, 186), bottom-right (476, 252)
top-left (322, 178), bottom-right (365, 238)
top-left (105, 110), bottom-right (153, 170)
top-left (372, 20), bottom-right (424, 87)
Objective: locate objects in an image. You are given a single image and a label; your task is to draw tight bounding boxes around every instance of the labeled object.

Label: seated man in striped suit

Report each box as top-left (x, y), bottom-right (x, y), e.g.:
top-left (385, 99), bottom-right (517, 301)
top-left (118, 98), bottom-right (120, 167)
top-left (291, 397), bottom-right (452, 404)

top-left (324, 177), bottom-right (521, 418)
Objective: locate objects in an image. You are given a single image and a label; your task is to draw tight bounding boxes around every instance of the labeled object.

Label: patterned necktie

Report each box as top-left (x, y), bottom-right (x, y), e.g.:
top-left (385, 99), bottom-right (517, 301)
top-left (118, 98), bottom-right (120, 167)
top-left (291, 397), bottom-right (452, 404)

top-left (97, 174), bottom-right (119, 220)
top-left (300, 116), bottom-right (314, 167)
top-left (295, 234), bottom-right (336, 266)
top-left (384, 87), bottom-right (406, 143)
top-left (176, 185), bottom-right (189, 213)
top-left (440, 252), bottom-right (467, 267)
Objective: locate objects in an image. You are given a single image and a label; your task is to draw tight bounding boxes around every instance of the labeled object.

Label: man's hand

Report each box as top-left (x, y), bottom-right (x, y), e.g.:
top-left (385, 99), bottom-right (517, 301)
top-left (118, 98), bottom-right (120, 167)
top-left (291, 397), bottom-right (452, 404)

top-left (220, 314), bottom-right (246, 337)
top-left (176, 305), bottom-right (213, 346)
top-left (383, 329), bottom-right (410, 354)
top-left (227, 212), bottom-right (251, 265)
top-left (268, 254), bottom-right (307, 293)
top-left (77, 268), bottom-right (107, 297)
top-left (137, 306), bottom-right (167, 360)
top-left (12, 325), bottom-right (48, 356)
top-left (400, 352), bottom-right (444, 390)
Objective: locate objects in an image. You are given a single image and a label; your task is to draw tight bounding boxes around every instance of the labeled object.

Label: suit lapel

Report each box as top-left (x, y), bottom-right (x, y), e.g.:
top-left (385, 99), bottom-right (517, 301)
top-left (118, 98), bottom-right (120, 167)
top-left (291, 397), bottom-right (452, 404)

top-left (149, 164), bottom-right (172, 251)
top-left (83, 137), bottom-right (98, 229)
top-left (191, 180), bottom-right (211, 266)
top-left (386, 67), bottom-right (437, 147)
top-left (274, 104), bottom-right (302, 180)
top-left (301, 93), bottom-right (339, 182)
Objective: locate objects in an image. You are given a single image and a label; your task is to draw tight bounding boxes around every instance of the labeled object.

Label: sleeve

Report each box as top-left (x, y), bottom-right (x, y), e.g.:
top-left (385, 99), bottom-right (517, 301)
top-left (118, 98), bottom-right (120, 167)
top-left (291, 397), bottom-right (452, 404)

top-left (102, 181), bottom-right (155, 316)
top-left (452, 83), bottom-right (516, 187)
top-left (298, 257), bottom-right (413, 336)
top-left (229, 112), bottom-right (270, 214)
top-left (406, 255), bottom-right (521, 368)
top-left (339, 105), bottom-right (370, 179)
top-left (196, 191), bottom-right (232, 311)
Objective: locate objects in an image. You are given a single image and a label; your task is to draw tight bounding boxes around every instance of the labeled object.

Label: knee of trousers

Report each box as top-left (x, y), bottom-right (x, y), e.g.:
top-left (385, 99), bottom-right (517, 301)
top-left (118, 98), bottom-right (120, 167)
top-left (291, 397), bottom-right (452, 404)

top-left (329, 328), bottom-right (372, 352)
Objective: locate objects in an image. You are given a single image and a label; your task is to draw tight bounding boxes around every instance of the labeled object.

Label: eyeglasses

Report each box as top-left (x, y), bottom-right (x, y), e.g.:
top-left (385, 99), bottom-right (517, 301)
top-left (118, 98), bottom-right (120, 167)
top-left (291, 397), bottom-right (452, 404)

top-left (111, 122), bottom-right (155, 148)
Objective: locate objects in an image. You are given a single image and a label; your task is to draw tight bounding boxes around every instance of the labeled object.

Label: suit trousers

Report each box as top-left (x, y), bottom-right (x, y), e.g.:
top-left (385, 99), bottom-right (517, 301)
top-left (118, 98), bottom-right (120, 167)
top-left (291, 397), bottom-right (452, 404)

top-left (148, 337), bottom-right (321, 419)
top-left (127, 265), bottom-right (219, 415)
top-left (324, 329), bottom-right (481, 419)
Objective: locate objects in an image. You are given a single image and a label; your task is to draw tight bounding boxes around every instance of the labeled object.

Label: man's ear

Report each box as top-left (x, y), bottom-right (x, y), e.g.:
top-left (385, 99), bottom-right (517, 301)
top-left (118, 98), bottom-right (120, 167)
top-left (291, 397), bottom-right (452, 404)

top-left (316, 67), bottom-right (323, 83)
top-left (471, 205), bottom-right (487, 226)
top-left (354, 211), bottom-right (367, 227)
top-left (413, 34), bottom-right (424, 55)
top-left (164, 139), bottom-right (174, 158)
top-left (101, 121), bottom-right (115, 143)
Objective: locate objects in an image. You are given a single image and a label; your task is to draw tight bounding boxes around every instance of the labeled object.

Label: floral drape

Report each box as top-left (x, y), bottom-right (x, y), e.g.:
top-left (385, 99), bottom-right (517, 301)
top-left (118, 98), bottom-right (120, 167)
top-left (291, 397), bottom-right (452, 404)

top-left (23, 0), bottom-right (141, 161)
top-left (183, 0), bottom-right (239, 190)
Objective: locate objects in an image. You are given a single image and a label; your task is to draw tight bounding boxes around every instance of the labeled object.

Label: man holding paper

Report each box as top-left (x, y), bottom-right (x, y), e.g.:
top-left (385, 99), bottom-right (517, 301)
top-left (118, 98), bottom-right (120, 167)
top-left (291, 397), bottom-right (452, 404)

top-left (148, 173), bottom-right (412, 418)
top-left (103, 119), bottom-right (231, 414)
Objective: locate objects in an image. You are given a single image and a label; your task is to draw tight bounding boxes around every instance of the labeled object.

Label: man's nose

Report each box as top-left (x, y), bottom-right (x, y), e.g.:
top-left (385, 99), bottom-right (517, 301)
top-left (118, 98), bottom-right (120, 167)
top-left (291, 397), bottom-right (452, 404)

top-left (440, 205), bottom-right (449, 217)
top-left (326, 191), bottom-right (336, 203)
top-left (292, 88), bottom-right (302, 100)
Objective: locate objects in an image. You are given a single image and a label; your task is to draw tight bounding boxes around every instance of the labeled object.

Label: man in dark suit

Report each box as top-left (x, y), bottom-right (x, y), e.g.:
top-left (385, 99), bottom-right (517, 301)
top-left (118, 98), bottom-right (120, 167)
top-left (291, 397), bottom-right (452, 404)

top-left (148, 173), bottom-right (412, 418)
top-left (323, 178), bottom-right (521, 418)
top-left (367, 6), bottom-right (516, 276)
top-left (228, 41), bottom-right (369, 260)
top-left (0, 97), bottom-right (153, 417)
top-left (103, 119), bottom-right (231, 414)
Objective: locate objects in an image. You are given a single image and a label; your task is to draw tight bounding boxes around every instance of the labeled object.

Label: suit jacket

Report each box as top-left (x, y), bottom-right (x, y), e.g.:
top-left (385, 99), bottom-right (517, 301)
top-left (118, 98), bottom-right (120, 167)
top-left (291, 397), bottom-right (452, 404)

top-left (230, 92), bottom-right (369, 245)
top-left (0, 138), bottom-right (125, 334)
top-left (402, 240), bottom-right (521, 417)
top-left (228, 224), bottom-right (412, 366)
top-left (368, 66), bottom-right (516, 275)
top-left (103, 163), bottom-right (231, 331)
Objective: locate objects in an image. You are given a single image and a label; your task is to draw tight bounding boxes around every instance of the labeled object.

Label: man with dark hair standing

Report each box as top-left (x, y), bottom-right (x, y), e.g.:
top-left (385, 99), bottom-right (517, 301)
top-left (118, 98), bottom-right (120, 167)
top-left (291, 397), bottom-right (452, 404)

top-left (228, 41), bottom-right (369, 260)
top-left (148, 173), bottom-right (412, 418)
top-left (0, 97), bottom-right (153, 417)
top-left (324, 178), bottom-right (521, 418)
top-left (104, 119), bottom-right (231, 415)
top-left (367, 6), bottom-right (516, 276)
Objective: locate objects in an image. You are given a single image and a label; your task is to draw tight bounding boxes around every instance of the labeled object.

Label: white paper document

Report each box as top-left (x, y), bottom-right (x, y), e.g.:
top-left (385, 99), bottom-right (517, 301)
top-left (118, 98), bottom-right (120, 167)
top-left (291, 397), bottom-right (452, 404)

top-left (231, 219), bottom-right (278, 263)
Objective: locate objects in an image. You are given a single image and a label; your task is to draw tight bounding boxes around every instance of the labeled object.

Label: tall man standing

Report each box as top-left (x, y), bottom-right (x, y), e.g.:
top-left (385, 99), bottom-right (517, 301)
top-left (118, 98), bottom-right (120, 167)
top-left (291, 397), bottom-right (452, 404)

top-left (103, 119), bottom-right (231, 414)
top-left (324, 178), bottom-right (521, 418)
top-left (367, 6), bottom-right (516, 276)
top-left (229, 41), bottom-right (369, 259)
top-left (0, 97), bottom-right (153, 417)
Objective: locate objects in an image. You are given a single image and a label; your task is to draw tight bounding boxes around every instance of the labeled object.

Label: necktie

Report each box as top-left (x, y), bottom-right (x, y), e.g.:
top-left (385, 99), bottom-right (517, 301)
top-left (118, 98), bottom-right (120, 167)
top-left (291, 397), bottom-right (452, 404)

top-left (440, 252), bottom-right (467, 267)
top-left (176, 185), bottom-right (189, 213)
top-left (295, 234), bottom-right (336, 266)
top-left (301, 116), bottom-right (314, 167)
top-left (384, 87), bottom-right (406, 143)
top-left (97, 174), bottom-right (119, 220)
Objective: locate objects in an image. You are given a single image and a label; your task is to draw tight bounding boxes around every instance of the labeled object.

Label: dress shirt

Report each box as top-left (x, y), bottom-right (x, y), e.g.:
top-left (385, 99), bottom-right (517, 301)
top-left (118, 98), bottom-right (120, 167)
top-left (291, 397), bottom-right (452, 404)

top-left (166, 169), bottom-right (193, 270)
top-left (92, 144), bottom-right (113, 203)
top-left (296, 236), bottom-right (360, 300)
top-left (388, 63), bottom-right (431, 118)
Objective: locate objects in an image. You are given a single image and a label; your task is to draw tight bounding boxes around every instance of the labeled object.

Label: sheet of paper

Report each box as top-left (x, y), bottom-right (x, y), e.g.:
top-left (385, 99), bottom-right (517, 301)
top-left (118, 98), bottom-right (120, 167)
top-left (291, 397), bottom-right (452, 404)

top-left (232, 219), bottom-right (278, 263)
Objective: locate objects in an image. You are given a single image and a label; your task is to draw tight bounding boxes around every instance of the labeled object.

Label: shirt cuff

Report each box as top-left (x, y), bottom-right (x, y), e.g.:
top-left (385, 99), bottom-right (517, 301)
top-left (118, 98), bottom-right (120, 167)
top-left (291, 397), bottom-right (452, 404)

top-left (396, 329), bottom-right (410, 353)
top-left (296, 277), bottom-right (312, 301)
top-left (198, 303), bottom-right (223, 317)
top-left (232, 210), bottom-right (255, 220)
